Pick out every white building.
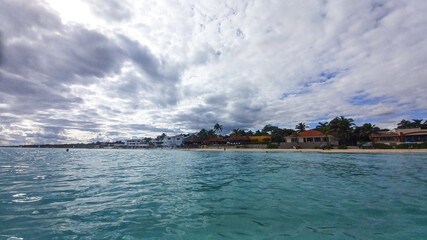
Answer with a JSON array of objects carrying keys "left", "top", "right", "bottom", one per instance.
[
  {"left": 124, "top": 139, "right": 149, "bottom": 148},
  {"left": 162, "top": 134, "right": 184, "bottom": 148}
]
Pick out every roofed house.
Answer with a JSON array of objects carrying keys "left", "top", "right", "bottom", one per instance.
[
  {"left": 183, "top": 134, "right": 202, "bottom": 148},
  {"left": 249, "top": 136, "right": 272, "bottom": 142},
  {"left": 162, "top": 134, "right": 185, "bottom": 148},
  {"left": 124, "top": 139, "right": 149, "bottom": 148},
  {"left": 369, "top": 132, "right": 400, "bottom": 145},
  {"left": 204, "top": 138, "right": 227, "bottom": 145},
  {"left": 227, "top": 136, "right": 250, "bottom": 145},
  {"left": 283, "top": 129, "right": 338, "bottom": 148},
  {"left": 370, "top": 128, "right": 427, "bottom": 145}
]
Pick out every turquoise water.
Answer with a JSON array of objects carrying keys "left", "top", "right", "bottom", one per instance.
[{"left": 0, "top": 148, "right": 426, "bottom": 239}]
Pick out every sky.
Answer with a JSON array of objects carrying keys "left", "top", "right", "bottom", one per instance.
[{"left": 0, "top": 0, "right": 426, "bottom": 145}]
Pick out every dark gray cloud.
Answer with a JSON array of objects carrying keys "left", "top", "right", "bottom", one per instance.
[
  {"left": 0, "top": 0, "right": 62, "bottom": 38},
  {"left": 0, "top": 0, "right": 126, "bottom": 123}
]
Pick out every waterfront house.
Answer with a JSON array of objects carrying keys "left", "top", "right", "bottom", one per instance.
[
  {"left": 227, "top": 136, "right": 250, "bottom": 145},
  {"left": 183, "top": 134, "right": 202, "bottom": 148},
  {"left": 124, "top": 139, "right": 149, "bottom": 148},
  {"left": 283, "top": 129, "right": 338, "bottom": 148},
  {"left": 204, "top": 138, "right": 227, "bottom": 145},
  {"left": 249, "top": 136, "right": 272, "bottom": 142},
  {"left": 162, "top": 134, "right": 185, "bottom": 148},
  {"left": 370, "top": 128, "right": 427, "bottom": 145}
]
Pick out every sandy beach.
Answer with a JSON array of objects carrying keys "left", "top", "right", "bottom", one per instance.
[{"left": 186, "top": 148, "right": 427, "bottom": 154}]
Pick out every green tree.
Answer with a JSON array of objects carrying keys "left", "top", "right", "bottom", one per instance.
[
  {"left": 412, "top": 119, "right": 424, "bottom": 129},
  {"left": 328, "top": 116, "right": 355, "bottom": 145},
  {"left": 261, "top": 124, "right": 275, "bottom": 135},
  {"left": 199, "top": 128, "right": 217, "bottom": 141},
  {"left": 295, "top": 122, "right": 308, "bottom": 132},
  {"left": 197, "top": 129, "right": 208, "bottom": 141},
  {"left": 158, "top": 133, "right": 166, "bottom": 140},
  {"left": 354, "top": 123, "right": 380, "bottom": 142},
  {"left": 397, "top": 119, "right": 426, "bottom": 129},
  {"left": 315, "top": 122, "right": 328, "bottom": 131},
  {"left": 318, "top": 124, "right": 332, "bottom": 144},
  {"left": 213, "top": 123, "right": 223, "bottom": 136},
  {"left": 271, "top": 128, "right": 286, "bottom": 142},
  {"left": 230, "top": 128, "right": 246, "bottom": 137},
  {"left": 254, "top": 130, "right": 263, "bottom": 136}
]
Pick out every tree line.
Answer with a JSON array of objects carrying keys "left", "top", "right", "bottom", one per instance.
[{"left": 194, "top": 117, "right": 426, "bottom": 146}]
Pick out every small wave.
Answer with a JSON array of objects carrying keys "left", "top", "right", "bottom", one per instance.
[
  {"left": 12, "top": 193, "right": 42, "bottom": 203},
  {"left": 12, "top": 196, "right": 42, "bottom": 203},
  {"left": 33, "top": 175, "right": 46, "bottom": 180},
  {"left": 12, "top": 193, "right": 26, "bottom": 198},
  {"left": 7, "top": 237, "right": 24, "bottom": 240}
]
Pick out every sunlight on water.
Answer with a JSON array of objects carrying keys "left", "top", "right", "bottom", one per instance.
[{"left": 0, "top": 148, "right": 426, "bottom": 239}]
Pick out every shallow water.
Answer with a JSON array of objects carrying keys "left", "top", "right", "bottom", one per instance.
[{"left": 0, "top": 148, "right": 426, "bottom": 239}]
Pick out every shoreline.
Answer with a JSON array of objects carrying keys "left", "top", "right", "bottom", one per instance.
[
  {"left": 3, "top": 146, "right": 426, "bottom": 154},
  {"left": 185, "top": 148, "right": 427, "bottom": 154}
]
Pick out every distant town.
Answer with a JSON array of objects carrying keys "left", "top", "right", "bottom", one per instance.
[{"left": 5, "top": 117, "right": 427, "bottom": 150}]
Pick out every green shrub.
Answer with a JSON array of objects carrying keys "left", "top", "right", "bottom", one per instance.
[
  {"left": 321, "top": 144, "right": 332, "bottom": 150},
  {"left": 373, "top": 143, "right": 394, "bottom": 149},
  {"left": 338, "top": 145, "right": 348, "bottom": 149},
  {"left": 396, "top": 143, "right": 418, "bottom": 149},
  {"left": 395, "top": 144, "right": 409, "bottom": 149},
  {"left": 267, "top": 143, "right": 278, "bottom": 149},
  {"left": 419, "top": 142, "right": 427, "bottom": 149}
]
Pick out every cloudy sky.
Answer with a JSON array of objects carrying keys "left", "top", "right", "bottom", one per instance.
[{"left": 0, "top": 0, "right": 426, "bottom": 145}]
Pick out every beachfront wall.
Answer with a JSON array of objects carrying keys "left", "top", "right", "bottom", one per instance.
[{"left": 282, "top": 130, "right": 338, "bottom": 149}]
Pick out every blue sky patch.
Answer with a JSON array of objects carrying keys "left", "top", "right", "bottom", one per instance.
[{"left": 349, "top": 94, "right": 383, "bottom": 105}]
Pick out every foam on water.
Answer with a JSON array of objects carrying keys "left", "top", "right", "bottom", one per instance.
[{"left": 0, "top": 148, "right": 426, "bottom": 239}]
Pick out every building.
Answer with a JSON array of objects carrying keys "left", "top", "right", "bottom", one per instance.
[
  {"left": 370, "top": 128, "right": 427, "bottom": 145},
  {"left": 283, "top": 129, "right": 338, "bottom": 148},
  {"left": 183, "top": 134, "right": 202, "bottom": 148},
  {"left": 249, "top": 136, "right": 272, "bottom": 142},
  {"left": 227, "top": 136, "right": 250, "bottom": 145},
  {"left": 124, "top": 139, "right": 149, "bottom": 148},
  {"left": 162, "top": 134, "right": 185, "bottom": 148},
  {"left": 369, "top": 132, "right": 400, "bottom": 145},
  {"left": 204, "top": 138, "right": 227, "bottom": 145}
]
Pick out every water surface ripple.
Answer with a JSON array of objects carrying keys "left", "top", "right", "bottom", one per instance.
[{"left": 0, "top": 148, "right": 426, "bottom": 239}]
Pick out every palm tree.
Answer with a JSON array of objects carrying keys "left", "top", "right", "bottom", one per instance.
[
  {"left": 230, "top": 128, "right": 245, "bottom": 137},
  {"left": 295, "top": 122, "right": 308, "bottom": 132},
  {"left": 315, "top": 122, "right": 328, "bottom": 130},
  {"left": 318, "top": 124, "right": 331, "bottom": 145},
  {"left": 397, "top": 119, "right": 411, "bottom": 129},
  {"left": 328, "top": 116, "right": 354, "bottom": 145},
  {"left": 213, "top": 123, "right": 223, "bottom": 137}
]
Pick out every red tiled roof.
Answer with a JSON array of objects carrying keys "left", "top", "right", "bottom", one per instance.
[{"left": 285, "top": 129, "right": 328, "bottom": 138}]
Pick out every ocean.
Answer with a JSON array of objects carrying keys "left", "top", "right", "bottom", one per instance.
[{"left": 0, "top": 148, "right": 426, "bottom": 239}]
